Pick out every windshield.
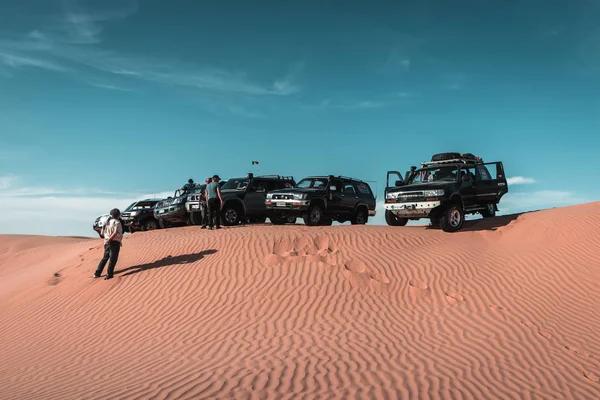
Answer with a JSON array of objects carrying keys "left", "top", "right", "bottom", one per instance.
[
  {"left": 221, "top": 178, "right": 249, "bottom": 190},
  {"left": 406, "top": 166, "right": 460, "bottom": 184},
  {"left": 297, "top": 178, "right": 328, "bottom": 189},
  {"left": 129, "top": 201, "right": 156, "bottom": 210}
]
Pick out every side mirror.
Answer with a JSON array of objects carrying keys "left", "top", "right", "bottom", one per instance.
[
  {"left": 329, "top": 185, "right": 337, "bottom": 192},
  {"left": 394, "top": 180, "right": 404, "bottom": 187}
]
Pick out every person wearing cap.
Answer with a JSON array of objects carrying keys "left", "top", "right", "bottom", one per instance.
[
  {"left": 200, "top": 177, "right": 212, "bottom": 229},
  {"left": 93, "top": 208, "right": 124, "bottom": 280},
  {"left": 206, "top": 175, "right": 223, "bottom": 230}
]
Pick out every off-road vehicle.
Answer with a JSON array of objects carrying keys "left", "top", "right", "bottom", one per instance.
[
  {"left": 220, "top": 174, "right": 296, "bottom": 226},
  {"left": 121, "top": 198, "right": 163, "bottom": 232},
  {"left": 384, "top": 152, "right": 508, "bottom": 232},
  {"left": 266, "top": 175, "right": 377, "bottom": 226},
  {"left": 153, "top": 189, "right": 192, "bottom": 228},
  {"left": 185, "top": 180, "right": 227, "bottom": 225}
]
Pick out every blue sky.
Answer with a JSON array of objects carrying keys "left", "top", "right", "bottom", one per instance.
[{"left": 1, "top": 0, "right": 599, "bottom": 236}]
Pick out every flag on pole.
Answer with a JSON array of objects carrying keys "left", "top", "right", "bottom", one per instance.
[{"left": 251, "top": 161, "right": 259, "bottom": 165}]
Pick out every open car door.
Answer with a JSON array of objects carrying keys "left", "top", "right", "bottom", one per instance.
[{"left": 386, "top": 171, "right": 404, "bottom": 190}]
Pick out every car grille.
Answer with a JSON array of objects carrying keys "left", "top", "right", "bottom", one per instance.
[
  {"left": 271, "top": 194, "right": 294, "bottom": 200},
  {"left": 188, "top": 195, "right": 199, "bottom": 201},
  {"left": 397, "top": 191, "right": 425, "bottom": 202}
]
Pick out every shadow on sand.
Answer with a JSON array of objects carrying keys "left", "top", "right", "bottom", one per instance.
[
  {"left": 116, "top": 249, "right": 218, "bottom": 277},
  {"left": 426, "top": 212, "right": 528, "bottom": 232}
]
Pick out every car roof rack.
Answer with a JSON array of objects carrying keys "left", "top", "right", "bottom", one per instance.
[
  {"left": 420, "top": 158, "right": 484, "bottom": 167},
  {"left": 256, "top": 174, "right": 295, "bottom": 180}
]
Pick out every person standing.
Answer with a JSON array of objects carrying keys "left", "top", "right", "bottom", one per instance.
[
  {"left": 94, "top": 208, "right": 124, "bottom": 280},
  {"left": 206, "top": 175, "right": 223, "bottom": 230},
  {"left": 200, "top": 177, "right": 212, "bottom": 229}
]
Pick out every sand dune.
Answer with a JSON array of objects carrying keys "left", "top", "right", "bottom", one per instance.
[{"left": 1, "top": 202, "right": 600, "bottom": 399}]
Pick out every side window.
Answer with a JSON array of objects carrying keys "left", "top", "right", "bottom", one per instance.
[
  {"left": 461, "top": 167, "right": 476, "bottom": 182},
  {"left": 251, "top": 180, "right": 266, "bottom": 192},
  {"left": 475, "top": 165, "right": 497, "bottom": 181},
  {"left": 330, "top": 180, "right": 342, "bottom": 191},
  {"left": 343, "top": 184, "right": 355, "bottom": 195}
]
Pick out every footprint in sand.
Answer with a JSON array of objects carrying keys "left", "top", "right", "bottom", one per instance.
[
  {"left": 409, "top": 279, "right": 430, "bottom": 300},
  {"left": 344, "top": 259, "right": 367, "bottom": 274},
  {"left": 538, "top": 328, "right": 552, "bottom": 340},
  {"left": 445, "top": 291, "right": 465, "bottom": 304},
  {"left": 47, "top": 272, "right": 61, "bottom": 286},
  {"left": 566, "top": 346, "right": 594, "bottom": 359},
  {"left": 583, "top": 371, "right": 599, "bottom": 382}
]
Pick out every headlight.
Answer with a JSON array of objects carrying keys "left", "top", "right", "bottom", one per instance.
[
  {"left": 386, "top": 192, "right": 398, "bottom": 199},
  {"left": 293, "top": 193, "right": 306, "bottom": 200},
  {"left": 130, "top": 211, "right": 139, "bottom": 216},
  {"left": 266, "top": 193, "right": 273, "bottom": 199},
  {"left": 174, "top": 198, "right": 184, "bottom": 204},
  {"left": 423, "top": 189, "right": 444, "bottom": 197}
]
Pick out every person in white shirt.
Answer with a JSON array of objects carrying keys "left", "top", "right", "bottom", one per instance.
[{"left": 93, "top": 208, "right": 124, "bottom": 280}]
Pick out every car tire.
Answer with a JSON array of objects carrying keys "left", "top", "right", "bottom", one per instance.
[
  {"left": 439, "top": 203, "right": 465, "bottom": 232},
  {"left": 158, "top": 219, "right": 166, "bottom": 229},
  {"left": 304, "top": 204, "right": 324, "bottom": 226},
  {"left": 143, "top": 219, "right": 159, "bottom": 231},
  {"left": 222, "top": 204, "right": 242, "bottom": 226},
  {"left": 481, "top": 203, "right": 496, "bottom": 218},
  {"left": 385, "top": 210, "right": 408, "bottom": 226},
  {"left": 351, "top": 207, "right": 368, "bottom": 225},
  {"left": 431, "top": 152, "right": 462, "bottom": 161}
]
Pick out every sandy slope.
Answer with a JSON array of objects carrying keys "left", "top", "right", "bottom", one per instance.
[{"left": 1, "top": 202, "right": 599, "bottom": 399}]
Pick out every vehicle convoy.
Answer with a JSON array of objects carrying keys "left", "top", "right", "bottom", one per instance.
[
  {"left": 154, "top": 189, "right": 193, "bottom": 228},
  {"left": 220, "top": 173, "right": 296, "bottom": 226},
  {"left": 121, "top": 199, "right": 163, "bottom": 232},
  {"left": 185, "top": 180, "right": 227, "bottom": 225},
  {"left": 265, "top": 175, "right": 377, "bottom": 226},
  {"left": 384, "top": 152, "right": 508, "bottom": 232}
]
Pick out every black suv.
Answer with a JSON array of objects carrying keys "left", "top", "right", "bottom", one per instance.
[
  {"left": 220, "top": 173, "right": 296, "bottom": 226},
  {"left": 266, "top": 175, "right": 377, "bottom": 226},
  {"left": 153, "top": 189, "right": 192, "bottom": 228},
  {"left": 384, "top": 152, "right": 508, "bottom": 232},
  {"left": 121, "top": 199, "right": 162, "bottom": 232}
]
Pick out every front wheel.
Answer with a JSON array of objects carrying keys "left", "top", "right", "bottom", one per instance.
[
  {"left": 303, "top": 204, "right": 324, "bottom": 226},
  {"left": 439, "top": 203, "right": 465, "bottom": 232},
  {"left": 144, "top": 219, "right": 159, "bottom": 231},
  {"left": 385, "top": 210, "right": 408, "bottom": 226},
  {"left": 222, "top": 205, "right": 242, "bottom": 226},
  {"left": 481, "top": 203, "right": 496, "bottom": 218},
  {"left": 158, "top": 219, "right": 166, "bottom": 229}
]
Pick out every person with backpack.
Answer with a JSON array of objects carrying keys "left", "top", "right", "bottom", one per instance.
[{"left": 93, "top": 208, "right": 124, "bottom": 280}]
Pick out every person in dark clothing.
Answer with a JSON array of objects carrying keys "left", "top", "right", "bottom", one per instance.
[
  {"left": 180, "top": 178, "right": 198, "bottom": 194},
  {"left": 200, "top": 177, "right": 212, "bottom": 229},
  {"left": 206, "top": 175, "right": 223, "bottom": 230},
  {"left": 93, "top": 208, "right": 124, "bottom": 280}
]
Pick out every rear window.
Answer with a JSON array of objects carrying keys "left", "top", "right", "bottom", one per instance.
[{"left": 356, "top": 182, "right": 372, "bottom": 195}]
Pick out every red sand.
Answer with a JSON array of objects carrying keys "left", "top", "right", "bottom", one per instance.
[{"left": 1, "top": 202, "right": 599, "bottom": 399}]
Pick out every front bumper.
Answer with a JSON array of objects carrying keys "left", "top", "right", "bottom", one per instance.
[
  {"left": 185, "top": 201, "right": 205, "bottom": 213},
  {"left": 266, "top": 199, "right": 310, "bottom": 215},
  {"left": 384, "top": 201, "right": 441, "bottom": 218},
  {"left": 154, "top": 205, "right": 187, "bottom": 221}
]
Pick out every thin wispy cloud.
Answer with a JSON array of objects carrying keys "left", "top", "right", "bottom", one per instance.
[
  {"left": 88, "top": 82, "right": 134, "bottom": 92},
  {"left": 507, "top": 176, "right": 536, "bottom": 185},
  {"left": 0, "top": 0, "right": 301, "bottom": 116},
  {"left": 0, "top": 52, "right": 66, "bottom": 72},
  {"left": 0, "top": 176, "right": 14, "bottom": 190}
]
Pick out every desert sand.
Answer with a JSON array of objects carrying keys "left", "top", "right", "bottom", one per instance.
[{"left": 1, "top": 202, "right": 599, "bottom": 399}]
